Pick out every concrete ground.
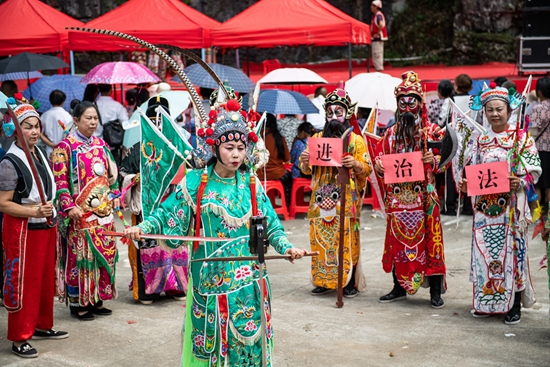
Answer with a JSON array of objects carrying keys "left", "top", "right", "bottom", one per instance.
[{"left": 1, "top": 208, "right": 550, "bottom": 366}]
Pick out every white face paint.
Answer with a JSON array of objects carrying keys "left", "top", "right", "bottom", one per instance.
[{"left": 326, "top": 105, "right": 346, "bottom": 123}]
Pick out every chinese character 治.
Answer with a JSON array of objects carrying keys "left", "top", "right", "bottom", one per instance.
[{"left": 394, "top": 158, "right": 413, "bottom": 178}]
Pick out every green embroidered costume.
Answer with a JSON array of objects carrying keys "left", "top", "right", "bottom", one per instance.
[{"left": 138, "top": 166, "right": 293, "bottom": 367}]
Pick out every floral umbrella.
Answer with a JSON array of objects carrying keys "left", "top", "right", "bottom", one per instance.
[{"left": 81, "top": 62, "right": 160, "bottom": 84}]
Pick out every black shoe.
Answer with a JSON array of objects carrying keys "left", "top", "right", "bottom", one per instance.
[
  {"left": 343, "top": 288, "right": 358, "bottom": 298},
  {"left": 87, "top": 304, "right": 112, "bottom": 316},
  {"left": 430, "top": 296, "right": 445, "bottom": 309},
  {"left": 311, "top": 286, "right": 333, "bottom": 295},
  {"left": 379, "top": 290, "right": 406, "bottom": 303},
  {"left": 12, "top": 342, "right": 38, "bottom": 358},
  {"left": 504, "top": 309, "right": 521, "bottom": 325},
  {"left": 70, "top": 310, "right": 95, "bottom": 321},
  {"left": 32, "top": 328, "right": 69, "bottom": 340}
]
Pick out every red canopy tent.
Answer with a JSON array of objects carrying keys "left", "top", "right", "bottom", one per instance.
[
  {"left": 211, "top": 0, "right": 371, "bottom": 48},
  {"left": 0, "top": 0, "right": 83, "bottom": 56},
  {"left": 68, "top": 0, "right": 221, "bottom": 51}
]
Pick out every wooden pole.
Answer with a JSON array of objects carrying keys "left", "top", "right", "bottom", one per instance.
[{"left": 335, "top": 136, "right": 350, "bottom": 308}]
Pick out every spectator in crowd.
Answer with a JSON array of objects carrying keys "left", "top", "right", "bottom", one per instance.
[
  {"left": 306, "top": 86, "right": 327, "bottom": 131},
  {"left": 530, "top": 77, "right": 550, "bottom": 206},
  {"left": 0, "top": 80, "right": 18, "bottom": 149},
  {"left": 290, "top": 122, "right": 314, "bottom": 179},
  {"left": 525, "top": 90, "right": 539, "bottom": 117},
  {"left": 494, "top": 76, "right": 508, "bottom": 87},
  {"left": 278, "top": 114, "right": 303, "bottom": 149},
  {"left": 40, "top": 90, "right": 74, "bottom": 157},
  {"left": 370, "top": 0, "right": 387, "bottom": 71},
  {"left": 95, "top": 84, "right": 128, "bottom": 138},
  {"left": 428, "top": 79, "right": 454, "bottom": 127},
  {"left": 82, "top": 84, "right": 99, "bottom": 103},
  {"left": 258, "top": 113, "right": 292, "bottom": 207},
  {"left": 1, "top": 80, "right": 18, "bottom": 98},
  {"left": 453, "top": 74, "right": 473, "bottom": 114}
]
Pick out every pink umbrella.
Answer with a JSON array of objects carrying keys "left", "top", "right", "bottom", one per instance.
[{"left": 81, "top": 61, "right": 160, "bottom": 84}]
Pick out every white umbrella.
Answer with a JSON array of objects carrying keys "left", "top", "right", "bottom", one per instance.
[
  {"left": 258, "top": 68, "right": 328, "bottom": 84},
  {"left": 345, "top": 72, "right": 402, "bottom": 111}
]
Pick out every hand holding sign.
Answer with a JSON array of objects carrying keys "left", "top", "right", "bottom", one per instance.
[
  {"left": 309, "top": 138, "right": 343, "bottom": 167},
  {"left": 464, "top": 161, "right": 510, "bottom": 196},
  {"left": 381, "top": 152, "right": 425, "bottom": 184}
]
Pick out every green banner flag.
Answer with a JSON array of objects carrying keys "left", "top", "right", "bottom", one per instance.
[{"left": 139, "top": 111, "right": 185, "bottom": 217}]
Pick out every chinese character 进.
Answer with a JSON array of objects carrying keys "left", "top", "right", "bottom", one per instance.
[{"left": 316, "top": 143, "right": 333, "bottom": 162}]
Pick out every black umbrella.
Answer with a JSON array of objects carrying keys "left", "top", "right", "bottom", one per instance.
[{"left": 0, "top": 52, "right": 69, "bottom": 98}]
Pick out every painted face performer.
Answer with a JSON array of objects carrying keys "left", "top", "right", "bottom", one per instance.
[
  {"left": 52, "top": 100, "right": 120, "bottom": 320},
  {"left": 124, "top": 98, "right": 307, "bottom": 367},
  {"left": 0, "top": 101, "right": 68, "bottom": 358},
  {"left": 459, "top": 86, "right": 541, "bottom": 324},
  {"left": 374, "top": 71, "right": 448, "bottom": 308},
  {"left": 299, "top": 84, "right": 372, "bottom": 298}
]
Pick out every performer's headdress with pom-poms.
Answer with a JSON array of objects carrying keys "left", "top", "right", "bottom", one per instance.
[
  {"left": 3, "top": 93, "right": 42, "bottom": 137},
  {"left": 194, "top": 98, "right": 260, "bottom": 162},
  {"left": 469, "top": 83, "right": 524, "bottom": 111}
]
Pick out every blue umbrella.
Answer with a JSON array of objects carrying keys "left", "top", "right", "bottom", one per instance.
[
  {"left": 171, "top": 63, "right": 255, "bottom": 93},
  {"left": 257, "top": 89, "right": 319, "bottom": 115},
  {"left": 22, "top": 75, "right": 86, "bottom": 113},
  {"left": 0, "top": 71, "right": 43, "bottom": 82}
]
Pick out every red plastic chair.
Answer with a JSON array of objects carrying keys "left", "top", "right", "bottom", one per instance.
[
  {"left": 264, "top": 180, "right": 289, "bottom": 220},
  {"left": 289, "top": 178, "right": 312, "bottom": 219},
  {"left": 363, "top": 177, "right": 381, "bottom": 210}
]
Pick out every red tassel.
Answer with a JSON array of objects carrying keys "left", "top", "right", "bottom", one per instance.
[
  {"left": 194, "top": 172, "right": 209, "bottom": 252},
  {"left": 250, "top": 175, "right": 257, "bottom": 216}
]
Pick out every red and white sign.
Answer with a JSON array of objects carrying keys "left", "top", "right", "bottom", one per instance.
[
  {"left": 309, "top": 138, "right": 343, "bottom": 167},
  {"left": 465, "top": 161, "right": 510, "bottom": 196},
  {"left": 381, "top": 152, "right": 425, "bottom": 184}
]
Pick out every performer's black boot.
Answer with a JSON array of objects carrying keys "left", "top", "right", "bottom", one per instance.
[
  {"left": 343, "top": 266, "right": 358, "bottom": 298},
  {"left": 429, "top": 275, "right": 444, "bottom": 309},
  {"left": 505, "top": 292, "right": 522, "bottom": 325},
  {"left": 379, "top": 268, "right": 407, "bottom": 303}
]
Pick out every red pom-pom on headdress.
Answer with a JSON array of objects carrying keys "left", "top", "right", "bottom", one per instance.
[
  {"left": 197, "top": 128, "right": 205, "bottom": 138},
  {"left": 489, "top": 81, "right": 497, "bottom": 89},
  {"left": 14, "top": 92, "right": 23, "bottom": 100},
  {"left": 248, "top": 132, "right": 259, "bottom": 143},
  {"left": 206, "top": 138, "right": 215, "bottom": 146},
  {"left": 208, "top": 110, "right": 217, "bottom": 119},
  {"left": 240, "top": 110, "right": 248, "bottom": 119},
  {"left": 205, "top": 128, "right": 214, "bottom": 136},
  {"left": 226, "top": 99, "right": 241, "bottom": 112}
]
